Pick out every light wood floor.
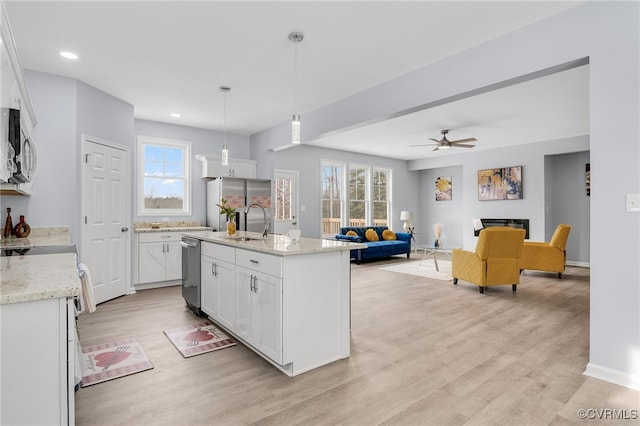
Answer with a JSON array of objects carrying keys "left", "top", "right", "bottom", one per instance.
[{"left": 76, "top": 256, "right": 639, "bottom": 426}]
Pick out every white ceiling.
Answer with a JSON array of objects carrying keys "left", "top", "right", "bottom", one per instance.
[{"left": 5, "top": 1, "right": 589, "bottom": 160}]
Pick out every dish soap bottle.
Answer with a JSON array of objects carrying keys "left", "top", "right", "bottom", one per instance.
[{"left": 4, "top": 208, "right": 14, "bottom": 238}]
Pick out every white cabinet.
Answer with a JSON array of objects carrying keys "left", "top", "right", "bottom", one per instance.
[
  {"left": 137, "top": 232, "right": 182, "bottom": 284},
  {"left": 0, "top": 2, "right": 38, "bottom": 194},
  {"left": 0, "top": 297, "right": 75, "bottom": 425},
  {"left": 235, "top": 265, "right": 282, "bottom": 364},
  {"left": 195, "top": 154, "right": 257, "bottom": 179},
  {"left": 201, "top": 242, "right": 236, "bottom": 330}
]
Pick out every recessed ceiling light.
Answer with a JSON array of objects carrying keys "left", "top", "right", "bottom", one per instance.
[
  {"left": 170, "top": 113, "right": 181, "bottom": 118},
  {"left": 59, "top": 51, "right": 78, "bottom": 60}
]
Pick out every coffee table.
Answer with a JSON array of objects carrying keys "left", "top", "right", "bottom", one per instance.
[{"left": 415, "top": 245, "right": 451, "bottom": 271}]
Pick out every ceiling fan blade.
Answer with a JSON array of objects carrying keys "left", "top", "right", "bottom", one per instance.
[
  {"left": 428, "top": 138, "right": 441, "bottom": 143},
  {"left": 449, "top": 137, "right": 477, "bottom": 144},
  {"left": 409, "top": 143, "right": 437, "bottom": 147},
  {"left": 433, "top": 147, "right": 440, "bottom": 151},
  {"left": 450, "top": 143, "right": 475, "bottom": 148}
]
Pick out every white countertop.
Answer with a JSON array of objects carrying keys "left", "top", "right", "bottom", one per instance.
[
  {"left": 1, "top": 252, "right": 81, "bottom": 304},
  {"left": 182, "top": 230, "right": 367, "bottom": 256}
]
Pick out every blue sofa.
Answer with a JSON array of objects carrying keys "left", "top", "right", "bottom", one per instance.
[{"left": 335, "top": 226, "right": 412, "bottom": 263}]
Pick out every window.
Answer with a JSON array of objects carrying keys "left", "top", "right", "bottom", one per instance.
[
  {"left": 321, "top": 161, "right": 346, "bottom": 236},
  {"left": 138, "top": 136, "right": 191, "bottom": 215},
  {"left": 321, "top": 160, "right": 392, "bottom": 236},
  {"left": 373, "top": 168, "right": 391, "bottom": 227},
  {"left": 275, "top": 177, "right": 293, "bottom": 221},
  {"left": 349, "top": 165, "right": 368, "bottom": 227}
]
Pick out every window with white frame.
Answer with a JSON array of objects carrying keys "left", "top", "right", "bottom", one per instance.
[
  {"left": 348, "top": 165, "right": 369, "bottom": 227},
  {"left": 321, "top": 160, "right": 346, "bottom": 236},
  {"left": 138, "top": 136, "right": 191, "bottom": 216},
  {"left": 321, "top": 160, "right": 392, "bottom": 236},
  {"left": 372, "top": 168, "right": 391, "bottom": 227}
]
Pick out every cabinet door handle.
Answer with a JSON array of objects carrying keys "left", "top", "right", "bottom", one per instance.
[
  {"left": 162, "top": 243, "right": 166, "bottom": 253},
  {"left": 212, "top": 262, "right": 216, "bottom": 277},
  {"left": 253, "top": 276, "right": 258, "bottom": 293},
  {"left": 250, "top": 259, "right": 259, "bottom": 264},
  {"left": 166, "top": 243, "right": 169, "bottom": 253}
]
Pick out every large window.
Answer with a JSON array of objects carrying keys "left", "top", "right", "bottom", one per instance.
[
  {"left": 349, "top": 165, "right": 368, "bottom": 227},
  {"left": 321, "top": 161, "right": 346, "bottom": 236},
  {"left": 373, "top": 168, "right": 391, "bottom": 226},
  {"left": 321, "top": 160, "right": 392, "bottom": 236},
  {"left": 138, "top": 136, "right": 191, "bottom": 216}
]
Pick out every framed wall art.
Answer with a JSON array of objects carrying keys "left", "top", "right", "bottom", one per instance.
[
  {"left": 477, "top": 166, "right": 523, "bottom": 201},
  {"left": 435, "top": 176, "right": 452, "bottom": 201}
]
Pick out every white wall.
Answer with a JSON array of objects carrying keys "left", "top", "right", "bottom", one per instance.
[{"left": 250, "top": 3, "right": 640, "bottom": 389}]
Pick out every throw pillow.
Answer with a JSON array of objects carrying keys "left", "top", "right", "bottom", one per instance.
[
  {"left": 346, "top": 230, "right": 358, "bottom": 237},
  {"left": 365, "top": 228, "right": 379, "bottom": 242},
  {"left": 382, "top": 229, "right": 397, "bottom": 240}
]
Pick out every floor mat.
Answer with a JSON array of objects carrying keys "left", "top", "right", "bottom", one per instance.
[
  {"left": 163, "top": 321, "right": 236, "bottom": 358},
  {"left": 80, "top": 337, "right": 153, "bottom": 387}
]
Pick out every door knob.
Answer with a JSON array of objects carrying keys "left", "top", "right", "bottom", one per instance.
[{"left": 121, "top": 227, "right": 129, "bottom": 232}]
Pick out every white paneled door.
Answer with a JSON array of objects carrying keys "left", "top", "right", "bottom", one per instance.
[{"left": 81, "top": 137, "right": 130, "bottom": 304}]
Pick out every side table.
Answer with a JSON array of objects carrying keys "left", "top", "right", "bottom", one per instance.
[{"left": 415, "top": 246, "right": 451, "bottom": 271}]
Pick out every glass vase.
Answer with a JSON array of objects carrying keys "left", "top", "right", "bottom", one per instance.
[{"left": 226, "top": 216, "right": 236, "bottom": 236}]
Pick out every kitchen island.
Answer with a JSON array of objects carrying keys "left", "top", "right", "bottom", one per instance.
[{"left": 182, "top": 230, "right": 366, "bottom": 377}]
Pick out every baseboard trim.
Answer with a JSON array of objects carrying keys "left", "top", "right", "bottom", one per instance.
[
  {"left": 567, "top": 260, "right": 590, "bottom": 267},
  {"left": 584, "top": 362, "right": 640, "bottom": 391},
  {"left": 134, "top": 280, "right": 181, "bottom": 291}
]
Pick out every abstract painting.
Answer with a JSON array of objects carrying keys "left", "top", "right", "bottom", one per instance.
[
  {"left": 435, "top": 176, "right": 452, "bottom": 201},
  {"left": 477, "top": 166, "right": 523, "bottom": 200}
]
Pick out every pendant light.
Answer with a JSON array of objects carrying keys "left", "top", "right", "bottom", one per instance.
[
  {"left": 220, "top": 86, "right": 230, "bottom": 165},
  {"left": 289, "top": 31, "right": 304, "bottom": 144}
]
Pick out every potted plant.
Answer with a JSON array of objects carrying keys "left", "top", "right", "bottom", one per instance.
[{"left": 216, "top": 198, "right": 237, "bottom": 235}]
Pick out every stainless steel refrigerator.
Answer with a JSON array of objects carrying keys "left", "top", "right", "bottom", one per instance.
[{"left": 206, "top": 178, "right": 272, "bottom": 233}]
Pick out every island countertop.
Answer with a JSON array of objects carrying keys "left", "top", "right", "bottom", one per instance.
[
  {"left": 182, "top": 230, "right": 366, "bottom": 256},
  {"left": 1, "top": 252, "right": 81, "bottom": 304}
]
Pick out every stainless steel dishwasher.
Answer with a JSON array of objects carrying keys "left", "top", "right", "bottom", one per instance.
[{"left": 180, "top": 236, "right": 201, "bottom": 316}]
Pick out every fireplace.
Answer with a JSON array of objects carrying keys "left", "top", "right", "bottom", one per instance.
[{"left": 474, "top": 218, "right": 529, "bottom": 239}]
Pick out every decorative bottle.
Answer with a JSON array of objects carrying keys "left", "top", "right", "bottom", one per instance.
[
  {"left": 4, "top": 208, "right": 13, "bottom": 238},
  {"left": 14, "top": 215, "right": 31, "bottom": 238}
]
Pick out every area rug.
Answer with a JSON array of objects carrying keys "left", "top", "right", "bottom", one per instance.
[
  {"left": 163, "top": 321, "right": 236, "bottom": 358},
  {"left": 80, "top": 337, "right": 153, "bottom": 387},
  {"left": 379, "top": 259, "right": 453, "bottom": 281}
]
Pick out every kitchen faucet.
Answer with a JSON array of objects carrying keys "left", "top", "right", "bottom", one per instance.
[{"left": 243, "top": 202, "right": 269, "bottom": 238}]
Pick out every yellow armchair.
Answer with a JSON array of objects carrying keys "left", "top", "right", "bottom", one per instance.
[
  {"left": 520, "top": 224, "right": 571, "bottom": 278},
  {"left": 452, "top": 227, "right": 526, "bottom": 294}
]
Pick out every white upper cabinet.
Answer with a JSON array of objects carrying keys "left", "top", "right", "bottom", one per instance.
[
  {"left": 195, "top": 154, "right": 256, "bottom": 179},
  {"left": 0, "top": 2, "right": 37, "bottom": 195}
]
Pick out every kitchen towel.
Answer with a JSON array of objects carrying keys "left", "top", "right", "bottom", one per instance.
[{"left": 77, "top": 263, "right": 96, "bottom": 313}]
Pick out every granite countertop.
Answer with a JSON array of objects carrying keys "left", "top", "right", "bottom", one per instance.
[
  {"left": 135, "top": 226, "right": 212, "bottom": 233},
  {"left": 0, "top": 226, "right": 71, "bottom": 250},
  {"left": 1, "top": 252, "right": 81, "bottom": 304},
  {"left": 134, "top": 220, "right": 212, "bottom": 233},
  {"left": 182, "top": 230, "right": 367, "bottom": 256}
]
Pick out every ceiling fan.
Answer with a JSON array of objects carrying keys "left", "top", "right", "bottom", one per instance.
[{"left": 411, "top": 129, "right": 477, "bottom": 151}]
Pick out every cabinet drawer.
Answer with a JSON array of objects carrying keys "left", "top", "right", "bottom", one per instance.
[
  {"left": 139, "top": 232, "right": 182, "bottom": 243},
  {"left": 202, "top": 242, "right": 235, "bottom": 263},
  {"left": 236, "top": 249, "right": 282, "bottom": 278}
]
